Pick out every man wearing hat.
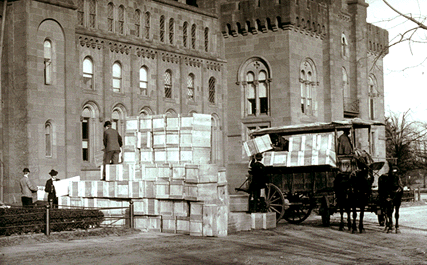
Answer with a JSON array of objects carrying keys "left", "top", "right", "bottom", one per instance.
[
  {"left": 102, "top": 120, "right": 123, "bottom": 180},
  {"left": 248, "top": 153, "right": 267, "bottom": 212},
  {"left": 45, "top": 169, "right": 59, "bottom": 208},
  {"left": 19, "top": 168, "right": 38, "bottom": 207}
]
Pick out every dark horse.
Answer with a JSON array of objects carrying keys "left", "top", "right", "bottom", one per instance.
[
  {"left": 378, "top": 165, "right": 403, "bottom": 233},
  {"left": 334, "top": 150, "right": 374, "bottom": 233}
]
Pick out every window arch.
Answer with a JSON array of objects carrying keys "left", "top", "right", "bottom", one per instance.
[
  {"left": 45, "top": 121, "right": 53, "bottom": 157},
  {"left": 368, "top": 75, "right": 378, "bottom": 120},
  {"left": 107, "top": 2, "right": 114, "bottom": 32},
  {"left": 111, "top": 105, "right": 127, "bottom": 137},
  {"left": 112, "top": 62, "right": 122, "bottom": 93},
  {"left": 89, "top": 0, "right": 96, "bottom": 28},
  {"left": 187, "top": 73, "right": 195, "bottom": 101},
  {"left": 166, "top": 109, "right": 177, "bottom": 116},
  {"left": 118, "top": 5, "right": 125, "bottom": 34},
  {"left": 134, "top": 9, "right": 141, "bottom": 37},
  {"left": 81, "top": 102, "right": 100, "bottom": 163},
  {"left": 191, "top": 24, "right": 196, "bottom": 49},
  {"left": 169, "top": 18, "right": 174, "bottom": 44},
  {"left": 44, "top": 39, "right": 52, "bottom": 85},
  {"left": 241, "top": 59, "right": 270, "bottom": 116},
  {"left": 144, "top": 12, "right": 150, "bottom": 39},
  {"left": 300, "top": 59, "right": 317, "bottom": 115},
  {"left": 139, "top": 107, "right": 153, "bottom": 117},
  {"left": 164, "top": 70, "right": 172, "bottom": 98},
  {"left": 160, "top": 15, "right": 165, "bottom": 43},
  {"left": 204, "top": 27, "right": 209, "bottom": 52},
  {"left": 83, "top": 57, "right": 94, "bottom": 90},
  {"left": 140, "top": 66, "right": 148, "bottom": 96},
  {"left": 183, "top": 22, "right": 188, "bottom": 47},
  {"left": 341, "top": 33, "right": 349, "bottom": 58},
  {"left": 208, "top": 77, "right": 216, "bottom": 104}
]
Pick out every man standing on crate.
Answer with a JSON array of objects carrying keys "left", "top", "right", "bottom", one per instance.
[
  {"left": 248, "top": 153, "right": 267, "bottom": 213},
  {"left": 20, "top": 168, "right": 38, "bottom": 207},
  {"left": 102, "top": 121, "right": 123, "bottom": 180}
]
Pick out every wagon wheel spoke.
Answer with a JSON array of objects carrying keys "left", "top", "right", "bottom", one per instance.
[{"left": 265, "top": 183, "right": 285, "bottom": 223}]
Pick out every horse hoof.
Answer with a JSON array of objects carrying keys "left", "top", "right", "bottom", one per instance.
[{"left": 395, "top": 229, "right": 401, "bottom": 234}]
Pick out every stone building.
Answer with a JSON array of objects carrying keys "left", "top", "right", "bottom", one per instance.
[{"left": 0, "top": 0, "right": 388, "bottom": 203}]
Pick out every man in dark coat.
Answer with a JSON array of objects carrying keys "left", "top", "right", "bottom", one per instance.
[
  {"left": 45, "top": 169, "right": 59, "bottom": 208},
  {"left": 20, "top": 168, "right": 38, "bottom": 207},
  {"left": 103, "top": 121, "right": 123, "bottom": 180},
  {"left": 248, "top": 153, "right": 267, "bottom": 212},
  {"left": 337, "top": 128, "right": 353, "bottom": 155}
]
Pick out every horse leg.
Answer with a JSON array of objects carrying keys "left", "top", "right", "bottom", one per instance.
[
  {"left": 339, "top": 205, "right": 344, "bottom": 231},
  {"left": 351, "top": 206, "right": 358, "bottom": 233},
  {"left": 359, "top": 205, "right": 365, "bottom": 233},
  {"left": 394, "top": 204, "right": 401, "bottom": 234}
]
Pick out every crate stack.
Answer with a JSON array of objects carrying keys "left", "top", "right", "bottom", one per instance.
[{"left": 59, "top": 113, "right": 229, "bottom": 237}]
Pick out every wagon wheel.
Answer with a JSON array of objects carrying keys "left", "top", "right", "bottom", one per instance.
[
  {"left": 282, "top": 192, "right": 313, "bottom": 224},
  {"left": 265, "top": 183, "right": 286, "bottom": 222}
]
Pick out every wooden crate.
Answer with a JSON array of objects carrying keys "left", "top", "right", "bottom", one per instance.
[
  {"left": 137, "top": 131, "right": 152, "bottom": 149},
  {"left": 125, "top": 118, "right": 139, "bottom": 133},
  {"left": 229, "top": 194, "right": 249, "bottom": 212},
  {"left": 166, "top": 132, "right": 179, "bottom": 147},
  {"left": 158, "top": 200, "right": 174, "bottom": 216},
  {"left": 170, "top": 180, "right": 184, "bottom": 199},
  {"left": 152, "top": 115, "right": 166, "bottom": 131},
  {"left": 58, "top": 196, "right": 70, "bottom": 209},
  {"left": 140, "top": 149, "right": 153, "bottom": 163},
  {"left": 70, "top": 197, "right": 83, "bottom": 208},
  {"left": 180, "top": 147, "right": 193, "bottom": 164},
  {"left": 133, "top": 199, "right": 145, "bottom": 215},
  {"left": 166, "top": 117, "right": 180, "bottom": 131},
  {"left": 69, "top": 181, "right": 80, "bottom": 197},
  {"left": 217, "top": 185, "right": 229, "bottom": 206},
  {"left": 185, "top": 164, "right": 218, "bottom": 183},
  {"left": 122, "top": 163, "right": 136, "bottom": 181},
  {"left": 173, "top": 201, "right": 189, "bottom": 217},
  {"left": 202, "top": 204, "right": 228, "bottom": 237},
  {"left": 94, "top": 181, "right": 106, "bottom": 197},
  {"left": 192, "top": 113, "right": 211, "bottom": 131},
  {"left": 157, "top": 164, "right": 172, "bottom": 180},
  {"left": 192, "top": 148, "right": 211, "bottom": 164},
  {"left": 122, "top": 151, "right": 138, "bottom": 163},
  {"left": 124, "top": 132, "right": 138, "bottom": 151},
  {"left": 184, "top": 183, "right": 218, "bottom": 202},
  {"left": 155, "top": 180, "right": 170, "bottom": 199},
  {"left": 228, "top": 212, "right": 252, "bottom": 233},
  {"left": 144, "top": 180, "right": 156, "bottom": 199},
  {"left": 144, "top": 198, "right": 160, "bottom": 215},
  {"left": 179, "top": 130, "right": 192, "bottom": 148},
  {"left": 139, "top": 117, "right": 152, "bottom": 131},
  {"left": 153, "top": 131, "right": 167, "bottom": 148},
  {"left": 190, "top": 202, "right": 204, "bottom": 221},
  {"left": 176, "top": 216, "right": 190, "bottom": 235},
  {"left": 115, "top": 181, "right": 129, "bottom": 198},
  {"left": 78, "top": 181, "right": 96, "bottom": 198},
  {"left": 190, "top": 220, "right": 203, "bottom": 236},
  {"left": 172, "top": 165, "right": 185, "bottom": 180},
  {"left": 154, "top": 148, "right": 167, "bottom": 163},
  {"left": 105, "top": 164, "right": 123, "bottom": 181},
  {"left": 102, "top": 181, "right": 116, "bottom": 198},
  {"left": 161, "top": 216, "right": 176, "bottom": 233},
  {"left": 143, "top": 165, "right": 158, "bottom": 181},
  {"left": 166, "top": 147, "right": 180, "bottom": 163},
  {"left": 134, "top": 216, "right": 161, "bottom": 232},
  {"left": 180, "top": 116, "right": 193, "bottom": 129},
  {"left": 128, "top": 181, "right": 144, "bottom": 198},
  {"left": 192, "top": 130, "right": 211, "bottom": 148},
  {"left": 263, "top": 212, "right": 276, "bottom": 229}
]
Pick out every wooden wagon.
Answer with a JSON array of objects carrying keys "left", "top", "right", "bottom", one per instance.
[{"left": 236, "top": 118, "right": 386, "bottom": 225}]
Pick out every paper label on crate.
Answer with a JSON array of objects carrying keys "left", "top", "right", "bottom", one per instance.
[{"left": 53, "top": 176, "right": 80, "bottom": 197}]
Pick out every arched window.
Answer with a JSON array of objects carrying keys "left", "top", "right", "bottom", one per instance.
[
  {"left": 191, "top": 24, "right": 196, "bottom": 49},
  {"left": 83, "top": 57, "right": 94, "bottom": 90},
  {"left": 204, "top": 27, "right": 209, "bottom": 52},
  {"left": 342, "top": 67, "right": 350, "bottom": 110},
  {"left": 368, "top": 75, "right": 377, "bottom": 120},
  {"left": 300, "top": 60, "right": 317, "bottom": 115},
  {"left": 44, "top": 39, "right": 52, "bottom": 85},
  {"left": 77, "top": 0, "right": 84, "bottom": 26},
  {"left": 81, "top": 107, "right": 91, "bottom": 162},
  {"left": 111, "top": 106, "right": 126, "bottom": 137},
  {"left": 166, "top": 109, "right": 177, "bottom": 116},
  {"left": 112, "top": 62, "right": 122, "bottom": 93},
  {"left": 139, "top": 107, "right": 153, "bottom": 117},
  {"left": 187, "top": 73, "right": 195, "bottom": 101},
  {"left": 164, "top": 70, "right": 172, "bottom": 98},
  {"left": 134, "top": 9, "right": 141, "bottom": 37},
  {"left": 145, "top": 12, "right": 150, "bottom": 39},
  {"left": 89, "top": 0, "right": 96, "bottom": 28},
  {"left": 107, "top": 2, "right": 114, "bottom": 32},
  {"left": 140, "top": 66, "right": 148, "bottom": 96},
  {"left": 183, "top": 22, "right": 188, "bottom": 47},
  {"left": 45, "top": 121, "right": 53, "bottom": 157},
  {"left": 169, "top": 18, "right": 174, "bottom": 44},
  {"left": 160, "top": 15, "right": 165, "bottom": 43},
  {"left": 341, "top": 33, "right": 348, "bottom": 58},
  {"left": 81, "top": 103, "right": 100, "bottom": 163},
  {"left": 118, "top": 5, "right": 125, "bottom": 34},
  {"left": 242, "top": 59, "right": 270, "bottom": 116},
  {"left": 209, "top": 77, "right": 216, "bottom": 104}
]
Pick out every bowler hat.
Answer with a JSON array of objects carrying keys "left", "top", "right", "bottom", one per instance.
[
  {"left": 104, "top": 121, "right": 112, "bottom": 127},
  {"left": 23, "top": 168, "right": 30, "bottom": 173},
  {"left": 49, "top": 169, "right": 58, "bottom": 176}
]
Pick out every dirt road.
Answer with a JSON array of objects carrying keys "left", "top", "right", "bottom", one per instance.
[{"left": 1, "top": 204, "right": 427, "bottom": 265}]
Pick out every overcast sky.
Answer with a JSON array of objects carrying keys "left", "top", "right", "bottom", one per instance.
[{"left": 366, "top": 0, "right": 427, "bottom": 121}]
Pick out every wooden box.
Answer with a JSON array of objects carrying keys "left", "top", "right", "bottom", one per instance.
[
  {"left": 251, "top": 213, "right": 264, "bottom": 230},
  {"left": 144, "top": 198, "right": 160, "bottom": 215},
  {"left": 140, "top": 149, "right": 153, "bottom": 163},
  {"left": 170, "top": 180, "right": 184, "bottom": 199},
  {"left": 105, "top": 164, "right": 123, "bottom": 181},
  {"left": 172, "top": 165, "right": 185, "bottom": 180},
  {"left": 176, "top": 216, "right": 190, "bottom": 235},
  {"left": 77, "top": 181, "right": 96, "bottom": 198},
  {"left": 134, "top": 216, "right": 161, "bottom": 232},
  {"left": 217, "top": 167, "right": 227, "bottom": 185},
  {"left": 143, "top": 165, "right": 158, "bottom": 181},
  {"left": 166, "top": 117, "right": 180, "bottom": 131},
  {"left": 202, "top": 204, "right": 228, "bottom": 237},
  {"left": 192, "top": 130, "right": 211, "bottom": 148},
  {"left": 173, "top": 201, "right": 189, "bottom": 217},
  {"left": 125, "top": 118, "right": 139, "bottom": 133},
  {"left": 122, "top": 151, "right": 137, "bottom": 163},
  {"left": 179, "top": 130, "right": 192, "bottom": 148},
  {"left": 228, "top": 212, "right": 252, "bottom": 233},
  {"left": 133, "top": 199, "right": 145, "bottom": 215},
  {"left": 154, "top": 148, "right": 167, "bottom": 163},
  {"left": 115, "top": 181, "right": 129, "bottom": 198},
  {"left": 229, "top": 194, "right": 249, "bottom": 212},
  {"left": 192, "top": 148, "right": 211, "bottom": 164},
  {"left": 58, "top": 196, "right": 70, "bottom": 209},
  {"left": 180, "top": 147, "right": 193, "bottom": 163},
  {"left": 190, "top": 202, "right": 204, "bottom": 221},
  {"left": 185, "top": 183, "right": 218, "bottom": 202},
  {"left": 158, "top": 200, "right": 174, "bottom": 216},
  {"left": 166, "top": 148, "right": 180, "bottom": 163},
  {"left": 153, "top": 131, "right": 166, "bottom": 148},
  {"left": 69, "top": 197, "right": 83, "bottom": 208},
  {"left": 155, "top": 180, "right": 170, "bottom": 199},
  {"left": 139, "top": 117, "right": 152, "bottom": 131},
  {"left": 128, "top": 181, "right": 144, "bottom": 198},
  {"left": 144, "top": 180, "right": 156, "bottom": 199},
  {"left": 124, "top": 132, "right": 138, "bottom": 151},
  {"left": 185, "top": 164, "right": 218, "bottom": 183},
  {"left": 122, "top": 163, "right": 136, "bottom": 181},
  {"left": 157, "top": 164, "right": 172, "bottom": 180},
  {"left": 137, "top": 131, "right": 152, "bottom": 149},
  {"left": 166, "top": 132, "right": 180, "bottom": 147},
  {"left": 217, "top": 185, "right": 229, "bottom": 206},
  {"left": 102, "top": 181, "right": 116, "bottom": 198},
  {"left": 152, "top": 115, "right": 166, "bottom": 131},
  {"left": 263, "top": 212, "right": 276, "bottom": 229},
  {"left": 192, "top": 113, "right": 211, "bottom": 131},
  {"left": 161, "top": 216, "right": 176, "bottom": 233},
  {"left": 190, "top": 220, "right": 203, "bottom": 236}
]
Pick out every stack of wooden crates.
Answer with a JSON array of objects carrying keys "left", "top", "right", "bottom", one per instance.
[{"left": 59, "top": 113, "right": 228, "bottom": 237}]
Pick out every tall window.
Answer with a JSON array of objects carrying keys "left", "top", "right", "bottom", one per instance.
[
  {"left": 81, "top": 108, "right": 91, "bottom": 162},
  {"left": 342, "top": 67, "right": 350, "bottom": 111},
  {"left": 77, "top": 0, "right": 84, "bottom": 26},
  {"left": 160, "top": 15, "right": 165, "bottom": 43},
  {"left": 83, "top": 57, "right": 94, "bottom": 90},
  {"left": 44, "top": 40, "right": 52, "bottom": 85},
  {"left": 300, "top": 60, "right": 316, "bottom": 115},
  {"left": 209, "top": 77, "right": 216, "bottom": 104},
  {"left": 341, "top": 33, "right": 348, "bottom": 58},
  {"left": 169, "top": 18, "right": 174, "bottom": 44},
  {"left": 111, "top": 107, "right": 125, "bottom": 137},
  {"left": 118, "top": 5, "right": 125, "bottom": 34},
  {"left": 112, "top": 62, "right": 122, "bottom": 92},
  {"left": 368, "top": 75, "right": 377, "bottom": 120},
  {"left": 145, "top": 12, "right": 150, "bottom": 39},
  {"left": 134, "top": 10, "right": 141, "bottom": 37},
  {"left": 243, "top": 60, "right": 270, "bottom": 116},
  {"left": 183, "top": 22, "right": 188, "bottom": 47},
  {"left": 164, "top": 70, "right": 172, "bottom": 98},
  {"left": 140, "top": 66, "right": 148, "bottom": 96},
  {"left": 187, "top": 74, "right": 195, "bottom": 101},
  {"left": 89, "top": 0, "right": 96, "bottom": 28},
  {"left": 191, "top": 24, "right": 196, "bottom": 49},
  {"left": 45, "top": 122, "right": 52, "bottom": 157},
  {"left": 107, "top": 2, "right": 114, "bottom": 32},
  {"left": 204, "top": 27, "right": 209, "bottom": 52}
]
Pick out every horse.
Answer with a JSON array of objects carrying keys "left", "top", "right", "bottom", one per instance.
[
  {"left": 335, "top": 149, "right": 374, "bottom": 233},
  {"left": 378, "top": 166, "right": 403, "bottom": 233}
]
